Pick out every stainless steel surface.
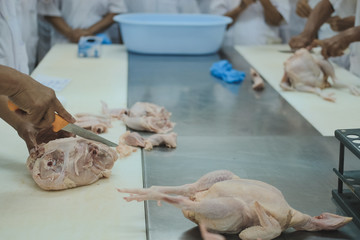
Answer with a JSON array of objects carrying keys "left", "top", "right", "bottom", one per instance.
[
  {"left": 142, "top": 137, "right": 360, "bottom": 240},
  {"left": 63, "top": 124, "right": 118, "bottom": 147},
  {"left": 127, "top": 48, "right": 360, "bottom": 239},
  {"left": 128, "top": 48, "right": 318, "bottom": 136}
]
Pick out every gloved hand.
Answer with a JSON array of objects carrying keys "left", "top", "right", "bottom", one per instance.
[
  {"left": 210, "top": 60, "right": 246, "bottom": 83},
  {"left": 1, "top": 65, "right": 75, "bottom": 129},
  {"left": 16, "top": 121, "right": 74, "bottom": 151}
]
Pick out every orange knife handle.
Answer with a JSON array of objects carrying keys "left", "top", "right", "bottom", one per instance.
[
  {"left": 52, "top": 114, "right": 69, "bottom": 132},
  {"left": 8, "top": 100, "right": 68, "bottom": 132},
  {"left": 7, "top": 100, "right": 19, "bottom": 111}
]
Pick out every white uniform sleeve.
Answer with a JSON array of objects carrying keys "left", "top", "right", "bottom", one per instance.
[
  {"left": 270, "top": 0, "right": 290, "bottom": 24},
  {"left": 209, "top": 0, "right": 231, "bottom": 16},
  {"left": 37, "top": 0, "right": 62, "bottom": 17},
  {"left": 329, "top": 0, "right": 357, "bottom": 18},
  {"left": 109, "top": 0, "right": 128, "bottom": 13},
  {"left": 178, "top": 0, "right": 200, "bottom": 13}
]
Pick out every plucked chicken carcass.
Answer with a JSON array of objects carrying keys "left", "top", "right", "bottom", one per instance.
[
  {"left": 118, "top": 170, "right": 351, "bottom": 240},
  {"left": 280, "top": 48, "right": 359, "bottom": 102},
  {"left": 27, "top": 137, "right": 118, "bottom": 190}
]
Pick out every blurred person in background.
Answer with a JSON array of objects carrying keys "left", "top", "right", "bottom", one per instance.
[
  {"left": 209, "top": 0, "right": 290, "bottom": 46},
  {"left": 38, "top": 0, "right": 128, "bottom": 47},
  {"left": 124, "top": 0, "right": 200, "bottom": 13},
  {"left": 289, "top": 0, "right": 356, "bottom": 69},
  {"left": 0, "top": 0, "right": 38, "bottom": 74},
  {"left": 196, "top": 0, "right": 212, "bottom": 13}
]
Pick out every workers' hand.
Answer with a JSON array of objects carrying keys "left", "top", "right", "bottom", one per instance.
[
  {"left": 310, "top": 36, "right": 349, "bottom": 59},
  {"left": 327, "top": 16, "right": 355, "bottom": 32},
  {"left": 239, "top": 0, "right": 256, "bottom": 9},
  {"left": 289, "top": 32, "right": 314, "bottom": 49},
  {"left": 296, "top": 0, "right": 311, "bottom": 18},
  {"left": 69, "top": 28, "right": 93, "bottom": 43},
  {"left": 8, "top": 72, "right": 75, "bottom": 129},
  {"left": 16, "top": 121, "right": 74, "bottom": 151}
]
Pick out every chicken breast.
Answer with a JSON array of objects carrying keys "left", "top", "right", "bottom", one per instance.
[{"left": 27, "top": 137, "right": 118, "bottom": 190}]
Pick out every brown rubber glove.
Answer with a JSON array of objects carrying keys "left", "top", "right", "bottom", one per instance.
[
  {"left": 0, "top": 65, "right": 75, "bottom": 129},
  {"left": 16, "top": 121, "right": 74, "bottom": 151}
]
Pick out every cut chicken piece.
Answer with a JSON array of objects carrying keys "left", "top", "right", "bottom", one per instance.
[
  {"left": 122, "top": 115, "right": 175, "bottom": 133},
  {"left": 115, "top": 142, "right": 137, "bottom": 159},
  {"left": 280, "top": 48, "right": 360, "bottom": 102},
  {"left": 129, "top": 102, "right": 171, "bottom": 119},
  {"left": 121, "top": 131, "right": 145, "bottom": 148},
  {"left": 119, "top": 131, "right": 177, "bottom": 151},
  {"left": 124, "top": 102, "right": 175, "bottom": 133},
  {"left": 144, "top": 132, "right": 177, "bottom": 150},
  {"left": 101, "top": 101, "right": 128, "bottom": 120},
  {"left": 75, "top": 113, "right": 112, "bottom": 134},
  {"left": 118, "top": 170, "right": 352, "bottom": 240},
  {"left": 250, "top": 68, "right": 265, "bottom": 91},
  {"left": 27, "top": 137, "right": 118, "bottom": 190}
]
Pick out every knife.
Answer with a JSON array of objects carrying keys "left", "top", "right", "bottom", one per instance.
[
  {"left": 278, "top": 49, "right": 314, "bottom": 53},
  {"left": 8, "top": 101, "right": 118, "bottom": 147}
]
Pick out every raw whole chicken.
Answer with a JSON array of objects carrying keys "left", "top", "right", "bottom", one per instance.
[
  {"left": 27, "top": 137, "right": 118, "bottom": 190},
  {"left": 118, "top": 170, "right": 351, "bottom": 240},
  {"left": 280, "top": 48, "right": 359, "bottom": 102}
]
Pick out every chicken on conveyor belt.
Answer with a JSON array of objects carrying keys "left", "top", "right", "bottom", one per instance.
[
  {"left": 27, "top": 137, "right": 118, "bottom": 190},
  {"left": 280, "top": 48, "right": 359, "bottom": 102},
  {"left": 118, "top": 170, "right": 351, "bottom": 240}
]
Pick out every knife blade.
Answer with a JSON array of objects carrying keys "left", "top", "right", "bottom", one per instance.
[
  {"left": 278, "top": 49, "right": 314, "bottom": 53},
  {"left": 8, "top": 101, "right": 118, "bottom": 147}
]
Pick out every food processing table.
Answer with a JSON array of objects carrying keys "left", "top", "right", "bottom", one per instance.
[
  {"left": 0, "top": 45, "right": 145, "bottom": 240},
  {"left": 1, "top": 44, "right": 360, "bottom": 240}
]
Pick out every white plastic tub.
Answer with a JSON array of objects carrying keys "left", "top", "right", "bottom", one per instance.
[{"left": 113, "top": 14, "right": 232, "bottom": 55}]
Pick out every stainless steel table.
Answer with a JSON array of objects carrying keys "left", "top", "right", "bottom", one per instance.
[{"left": 127, "top": 47, "right": 360, "bottom": 239}]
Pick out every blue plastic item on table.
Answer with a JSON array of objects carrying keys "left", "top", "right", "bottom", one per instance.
[
  {"left": 96, "top": 33, "right": 112, "bottom": 44},
  {"left": 78, "top": 36, "right": 102, "bottom": 58},
  {"left": 113, "top": 13, "right": 232, "bottom": 55},
  {"left": 210, "top": 60, "right": 246, "bottom": 83}
]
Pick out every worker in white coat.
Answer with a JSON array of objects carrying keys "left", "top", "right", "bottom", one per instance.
[
  {"left": 37, "top": 0, "right": 128, "bottom": 46},
  {"left": 124, "top": 0, "right": 200, "bottom": 13},
  {"left": 289, "top": 0, "right": 356, "bottom": 49},
  {"left": 0, "top": 0, "right": 38, "bottom": 74},
  {"left": 295, "top": 0, "right": 356, "bottom": 40},
  {"left": 209, "top": 0, "right": 290, "bottom": 46},
  {"left": 289, "top": 0, "right": 357, "bottom": 70}
]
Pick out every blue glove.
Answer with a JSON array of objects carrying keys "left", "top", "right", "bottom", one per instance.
[
  {"left": 210, "top": 60, "right": 246, "bottom": 83},
  {"left": 96, "top": 33, "right": 112, "bottom": 44}
]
